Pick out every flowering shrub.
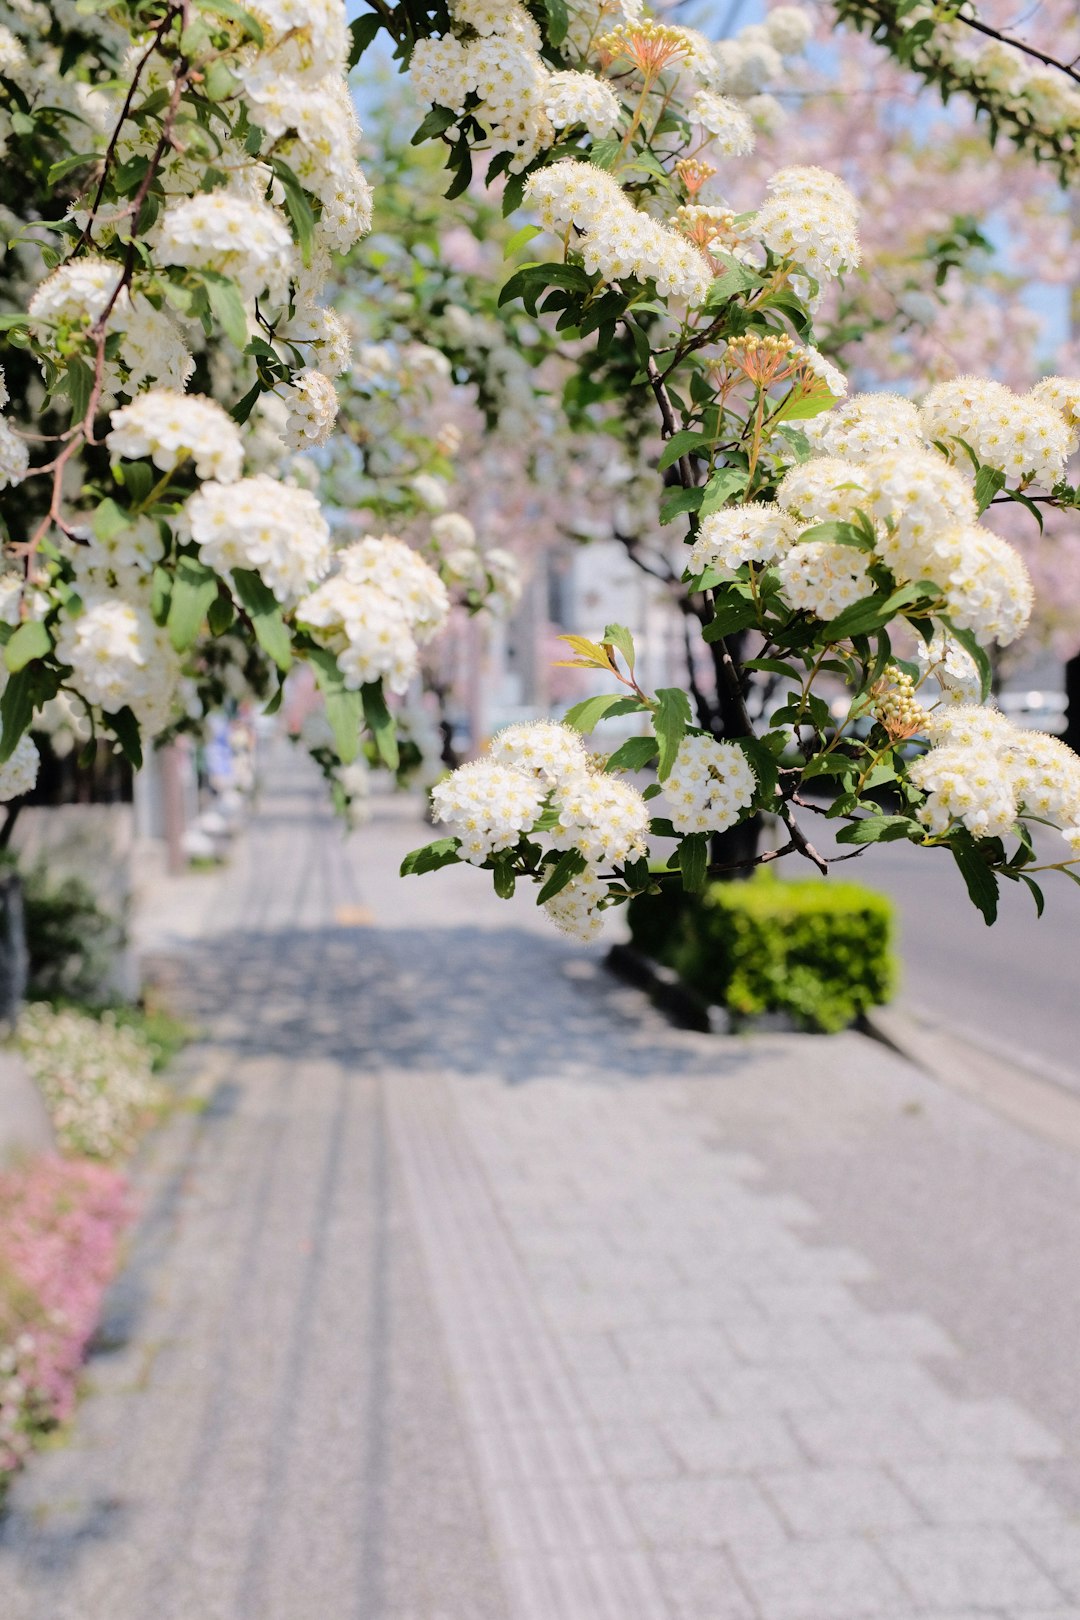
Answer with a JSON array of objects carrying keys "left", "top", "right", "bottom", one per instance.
[
  {"left": 17, "top": 1003, "right": 165, "bottom": 1161},
  {"left": 0, "top": 1156, "right": 130, "bottom": 1482},
  {"left": 0, "top": 0, "right": 1077, "bottom": 935}
]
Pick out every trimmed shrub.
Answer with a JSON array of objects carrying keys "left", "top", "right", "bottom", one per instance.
[{"left": 629, "top": 871, "right": 896, "bottom": 1034}]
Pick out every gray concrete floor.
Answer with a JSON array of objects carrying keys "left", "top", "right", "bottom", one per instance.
[{"left": 2, "top": 747, "right": 1079, "bottom": 1619}]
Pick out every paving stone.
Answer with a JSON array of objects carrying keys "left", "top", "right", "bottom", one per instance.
[
  {"left": 695, "top": 1365, "right": 829, "bottom": 1421},
  {"left": 791, "top": 1404, "right": 941, "bottom": 1465},
  {"left": 878, "top": 1526, "right": 1064, "bottom": 1608},
  {"left": 652, "top": 1548, "right": 761, "bottom": 1619},
  {"left": 891, "top": 1460, "right": 1066, "bottom": 1526},
  {"left": 624, "top": 1476, "right": 786, "bottom": 1549},
  {"left": 831, "top": 1310, "right": 959, "bottom": 1361},
  {"left": 663, "top": 1415, "right": 803, "bottom": 1474},
  {"left": 573, "top": 1369, "right": 712, "bottom": 1423},
  {"left": 1015, "top": 1523, "right": 1080, "bottom": 1601},
  {"left": 761, "top": 1466, "right": 922, "bottom": 1536},
  {"left": 730, "top": 1535, "right": 908, "bottom": 1618},
  {"left": 593, "top": 1424, "right": 682, "bottom": 1482},
  {"left": 612, "top": 1323, "right": 742, "bottom": 1374},
  {"left": 912, "top": 1399, "right": 1065, "bottom": 1462}
]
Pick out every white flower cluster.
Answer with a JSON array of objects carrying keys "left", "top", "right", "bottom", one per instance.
[
  {"left": 909, "top": 703, "right": 1080, "bottom": 849},
  {"left": 409, "top": 0, "right": 619, "bottom": 172},
  {"left": 431, "top": 759, "right": 548, "bottom": 863},
  {"left": 690, "top": 90, "right": 755, "bottom": 156},
  {"left": 296, "top": 536, "right": 449, "bottom": 693},
  {"left": 279, "top": 369, "right": 339, "bottom": 450},
  {"left": 433, "top": 719, "right": 649, "bottom": 918},
  {"left": 155, "top": 193, "right": 295, "bottom": 304},
  {"left": 712, "top": 9, "right": 811, "bottom": 94},
  {"left": 756, "top": 394, "right": 1037, "bottom": 644},
  {"left": 525, "top": 161, "right": 712, "bottom": 305},
  {"left": 550, "top": 771, "right": 650, "bottom": 864},
  {"left": 18, "top": 1002, "right": 165, "bottom": 1161},
  {"left": 27, "top": 261, "right": 194, "bottom": 397},
  {"left": 921, "top": 377, "right": 1073, "bottom": 491},
  {"left": 185, "top": 475, "right": 331, "bottom": 605},
  {"left": 755, "top": 166, "right": 861, "bottom": 282},
  {"left": 776, "top": 539, "right": 872, "bottom": 620},
  {"left": 107, "top": 391, "right": 244, "bottom": 482},
  {"left": 1030, "top": 376, "right": 1080, "bottom": 453},
  {"left": 662, "top": 734, "right": 756, "bottom": 834},
  {"left": 543, "top": 866, "right": 608, "bottom": 941},
  {"left": 916, "top": 630, "right": 982, "bottom": 706},
  {"left": 0, "top": 734, "right": 40, "bottom": 803},
  {"left": 54, "top": 596, "right": 182, "bottom": 735},
  {"left": 688, "top": 504, "right": 797, "bottom": 574}
]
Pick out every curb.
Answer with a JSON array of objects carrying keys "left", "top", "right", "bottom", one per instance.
[{"left": 861, "top": 1002, "right": 1080, "bottom": 1158}]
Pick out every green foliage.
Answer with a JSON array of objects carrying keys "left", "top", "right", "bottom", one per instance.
[
  {"left": 17, "top": 863, "right": 123, "bottom": 1004},
  {"left": 629, "top": 872, "right": 896, "bottom": 1033}
]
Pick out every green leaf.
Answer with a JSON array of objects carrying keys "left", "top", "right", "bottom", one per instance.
[
  {"left": 499, "top": 261, "right": 592, "bottom": 316},
  {"left": 168, "top": 557, "right": 220, "bottom": 651},
  {"left": 602, "top": 623, "right": 635, "bottom": 671},
  {"left": 732, "top": 735, "right": 778, "bottom": 805},
  {"left": 835, "top": 814, "right": 915, "bottom": 845},
  {"left": 703, "top": 255, "right": 764, "bottom": 302},
  {"left": 951, "top": 836, "right": 999, "bottom": 925},
  {"left": 307, "top": 646, "right": 362, "bottom": 762},
  {"left": 659, "top": 485, "right": 703, "bottom": 526},
  {"left": 678, "top": 832, "right": 708, "bottom": 892},
  {"left": 492, "top": 859, "right": 516, "bottom": 899},
  {"left": 400, "top": 838, "right": 461, "bottom": 876},
  {"left": 563, "top": 692, "right": 622, "bottom": 733},
  {"left": 269, "top": 157, "right": 314, "bottom": 266},
  {"left": 232, "top": 568, "right": 292, "bottom": 670},
  {"left": 1017, "top": 871, "right": 1045, "bottom": 917},
  {"left": 822, "top": 584, "right": 924, "bottom": 642},
  {"left": 701, "top": 594, "right": 759, "bottom": 641},
  {"left": 698, "top": 466, "right": 749, "bottom": 516},
  {"left": 193, "top": 0, "right": 265, "bottom": 43},
  {"left": 207, "top": 593, "right": 234, "bottom": 635},
  {"left": 542, "top": 0, "right": 569, "bottom": 45},
  {"left": 657, "top": 429, "right": 710, "bottom": 472},
  {"left": 504, "top": 223, "right": 541, "bottom": 259},
  {"left": 4, "top": 619, "right": 50, "bottom": 673},
  {"left": 411, "top": 105, "right": 458, "bottom": 145},
  {"left": 974, "top": 463, "right": 1006, "bottom": 514},
  {"left": 47, "top": 152, "right": 99, "bottom": 186},
  {"left": 347, "top": 8, "right": 382, "bottom": 66},
  {"left": 203, "top": 271, "right": 248, "bottom": 349},
  {"left": 605, "top": 735, "right": 658, "bottom": 772},
  {"left": 797, "top": 520, "right": 871, "bottom": 551},
  {"left": 653, "top": 687, "right": 691, "bottom": 780},
  {"left": 0, "top": 667, "right": 34, "bottom": 763},
  {"left": 361, "top": 679, "right": 399, "bottom": 769},
  {"left": 105, "top": 705, "right": 143, "bottom": 769},
  {"left": 536, "top": 848, "right": 586, "bottom": 906},
  {"left": 65, "top": 356, "right": 94, "bottom": 422}
]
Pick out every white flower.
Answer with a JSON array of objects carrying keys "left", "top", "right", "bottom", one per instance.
[
  {"left": 412, "top": 473, "right": 449, "bottom": 512},
  {"left": 551, "top": 771, "right": 649, "bottom": 865},
  {"left": 939, "top": 527, "right": 1032, "bottom": 648},
  {"left": 281, "top": 303, "right": 353, "bottom": 376},
  {"left": 803, "top": 393, "right": 923, "bottom": 461},
  {"left": 1029, "top": 375, "right": 1080, "bottom": 453},
  {"left": 690, "top": 91, "right": 755, "bottom": 156},
  {"left": 297, "top": 577, "right": 418, "bottom": 694},
  {"left": 0, "top": 734, "right": 39, "bottom": 802},
  {"left": 432, "top": 759, "right": 546, "bottom": 862},
  {"left": 544, "top": 71, "right": 621, "bottom": 137},
  {"left": 107, "top": 391, "right": 243, "bottom": 482},
  {"left": 0, "top": 418, "right": 28, "bottom": 489},
  {"left": 916, "top": 630, "right": 982, "bottom": 705},
  {"left": 490, "top": 720, "right": 587, "bottom": 785},
  {"left": 543, "top": 865, "right": 608, "bottom": 940},
  {"left": 155, "top": 193, "right": 295, "bottom": 303},
  {"left": 687, "top": 504, "right": 797, "bottom": 574},
  {"left": 119, "top": 295, "right": 194, "bottom": 392},
  {"left": 776, "top": 539, "right": 872, "bottom": 620},
  {"left": 662, "top": 734, "right": 756, "bottom": 834},
  {"left": 247, "top": 0, "right": 349, "bottom": 78},
  {"left": 337, "top": 536, "right": 449, "bottom": 642},
  {"left": 755, "top": 167, "right": 860, "bottom": 279},
  {"left": 55, "top": 593, "right": 181, "bottom": 735},
  {"left": 776, "top": 457, "right": 870, "bottom": 524},
  {"left": 858, "top": 447, "right": 977, "bottom": 580},
  {"left": 27, "top": 257, "right": 123, "bottom": 328},
  {"left": 909, "top": 742, "right": 1017, "bottom": 839},
  {"left": 185, "top": 475, "right": 330, "bottom": 604},
  {"left": 921, "top": 376, "right": 1070, "bottom": 491},
  {"left": 765, "top": 6, "right": 813, "bottom": 54},
  {"left": 280, "top": 369, "right": 338, "bottom": 449},
  {"left": 431, "top": 512, "right": 477, "bottom": 551}
]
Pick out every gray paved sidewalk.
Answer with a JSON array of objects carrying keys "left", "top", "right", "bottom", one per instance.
[{"left": 2, "top": 747, "right": 1079, "bottom": 1619}]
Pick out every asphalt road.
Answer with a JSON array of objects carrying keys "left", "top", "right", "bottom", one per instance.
[{"left": 834, "top": 836, "right": 1080, "bottom": 1092}]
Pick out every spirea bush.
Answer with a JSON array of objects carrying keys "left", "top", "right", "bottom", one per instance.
[
  {"left": 17, "top": 1002, "right": 165, "bottom": 1160},
  {"left": 629, "top": 871, "right": 897, "bottom": 1033},
  {"left": 0, "top": 1155, "right": 130, "bottom": 1485}
]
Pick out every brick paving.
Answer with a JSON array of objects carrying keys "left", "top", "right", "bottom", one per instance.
[{"left": 1, "top": 747, "right": 1080, "bottom": 1618}]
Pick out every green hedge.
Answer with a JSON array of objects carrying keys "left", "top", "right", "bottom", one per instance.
[{"left": 627, "top": 871, "right": 896, "bottom": 1034}]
